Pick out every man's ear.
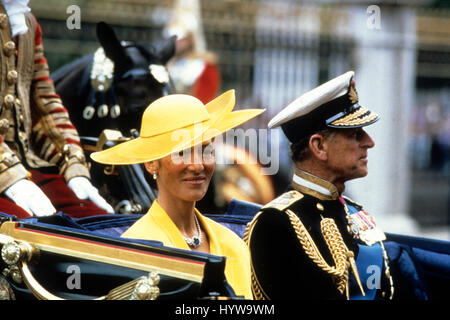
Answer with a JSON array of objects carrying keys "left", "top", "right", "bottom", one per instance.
[{"left": 309, "top": 134, "right": 328, "bottom": 161}]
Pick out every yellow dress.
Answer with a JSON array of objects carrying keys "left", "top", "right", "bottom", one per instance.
[{"left": 121, "top": 200, "right": 252, "bottom": 299}]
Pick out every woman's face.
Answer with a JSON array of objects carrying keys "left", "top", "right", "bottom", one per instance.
[{"left": 146, "top": 140, "right": 215, "bottom": 202}]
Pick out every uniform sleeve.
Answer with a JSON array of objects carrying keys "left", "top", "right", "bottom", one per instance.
[
  {"left": 29, "top": 18, "right": 90, "bottom": 182},
  {"left": 192, "top": 63, "right": 221, "bottom": 104},
  {"left": 0, "top": 136, "right": 29, "bottom": 193},
  {"left": 248, "top": 209, "right": 343, "bottom": 299}
]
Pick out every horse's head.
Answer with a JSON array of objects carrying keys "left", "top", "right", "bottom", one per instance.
[{"left": 90, "top": 22, "right": 176, "bottom": 136}]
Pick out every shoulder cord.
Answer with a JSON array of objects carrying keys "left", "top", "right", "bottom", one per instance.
[
  {"left": 284, "top": 209, "right": 355, "bottom": 297},
  {"left": 245, "top": 208, "right": 393, "bottom": 300},
  {"left": 244, "top": 209, "right": 354, "bottom": 299},
  {"left": 379, "top": 241, "right": 395, "bottom": 299},
  {"left": 243, "top": 212, "right": 270, "bottom": 300}
]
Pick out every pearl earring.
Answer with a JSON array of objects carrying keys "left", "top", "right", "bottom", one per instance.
[{"left": 153, "top": 172, "right": 157, "bottom": 180}]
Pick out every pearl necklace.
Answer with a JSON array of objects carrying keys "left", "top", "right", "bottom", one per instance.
[{"left": 183, "top": 214, "right": 202, "bottom": 248}]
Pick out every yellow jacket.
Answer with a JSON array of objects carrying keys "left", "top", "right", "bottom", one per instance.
[{"left": 121, "top": 200, "right": 252, "bottom": 299}]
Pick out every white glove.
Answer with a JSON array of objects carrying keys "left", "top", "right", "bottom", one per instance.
[
  {"left": 4, "top": 179, "right": 56, "bottom": 217},
  {"left": 68, "top": 177, "right": 114, "bottom": 213}
]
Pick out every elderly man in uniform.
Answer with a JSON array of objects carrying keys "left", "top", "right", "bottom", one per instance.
[
  {"left": 245, "top": 71, "right": 396, "bottom": 300},
  {"left": 0, "top": 0, "right": 113, "bottom": 218}
]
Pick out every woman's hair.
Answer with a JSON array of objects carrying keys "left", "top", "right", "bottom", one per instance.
[{"left": 290, "top": 129, "right": 336, "bottom": 163}]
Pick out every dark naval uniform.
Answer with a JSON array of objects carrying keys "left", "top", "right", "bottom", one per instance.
[
  {"left": 245, "top": 169, "right": 394, "bottom": 300},
  {"left": 245, "top": 70, "right": 430, "bottom": 300}
]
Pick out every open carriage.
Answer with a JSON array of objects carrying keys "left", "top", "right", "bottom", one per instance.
[
  {"left": 0, "top": 198, "right": 449, "bottom": 300},
  {"left": 0, "top": 21, "right": 447, "bottom": 300}
]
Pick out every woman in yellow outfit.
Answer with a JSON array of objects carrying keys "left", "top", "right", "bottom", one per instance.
[{"left": 91, "top": 90, "right": 264, "bottom": 299}]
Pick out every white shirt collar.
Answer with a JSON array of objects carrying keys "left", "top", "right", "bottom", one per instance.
[
  {"left": 2, "top": 0, "right": 31, "bottom": 37},
  {"left": 292, "top": 169, "right": 339, "bottom": 200}
]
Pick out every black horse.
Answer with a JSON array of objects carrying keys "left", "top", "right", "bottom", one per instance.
[
  {"left": 52, "top": 22, "right": 175, "bottom": 138},
  {"left": 52, "top": 22, "right": 176, "bottom": 214}
]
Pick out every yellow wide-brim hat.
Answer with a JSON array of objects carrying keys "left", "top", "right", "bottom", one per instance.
[{"left": 90, "top": 90, "right": 265, "bottom": 165}]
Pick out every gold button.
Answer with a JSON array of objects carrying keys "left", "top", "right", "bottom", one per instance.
[
  {"left": 7, "top": 70, "right": 18, "bottom": 84},
  {"left": 14, "top": 98, "right": 21, "bottom": 106},
  {"left": 4, "top": 94, "right": 14, "bottom": 109},
  {"left": 0, "top": 118, "right": 9, "bottom": 130},
  {"left": 3, "top": 41, "right": 15, "bottom": 56},
  {"left": 19, "top": 114, "right": 24, "bottom": 123},
  {"left": 0, "top": 14, "right": 7, "bottom": 29},
  {"left": 316, "top": 203, "right": 324, "bottom": 211},
  {"left": 19, "top": 131, "right": 27, "bottom": 141}
]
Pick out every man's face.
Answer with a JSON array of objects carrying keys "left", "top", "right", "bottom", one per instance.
[{"left": 324, "top": 128, "right": 375, "bottom": 182}]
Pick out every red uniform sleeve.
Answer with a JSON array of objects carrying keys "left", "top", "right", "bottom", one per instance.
[{"left": 192, "top": 63, "right": 221, "bottom": 104}]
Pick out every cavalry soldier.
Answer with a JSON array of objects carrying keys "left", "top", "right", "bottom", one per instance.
[
  {"left": 0, "top": 1, "right": 112, "bottom": 218},
  {"left": 244, "top": 71, "right": 394, "bottom": 300}
]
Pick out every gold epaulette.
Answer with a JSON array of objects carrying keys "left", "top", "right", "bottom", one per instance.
[
  {"left": 243, "top": 190, "right": 303, "bottom": 300},
  {"left": 245, "top": 190, "right": 304, "bottom": 243},
  {"left": 261, "top": 190, "right": 304, "bottom": 211}
]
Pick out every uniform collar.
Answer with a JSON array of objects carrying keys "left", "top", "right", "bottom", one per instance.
[{"left": 292, "top": 168, "right": 339, "bottom": 200}]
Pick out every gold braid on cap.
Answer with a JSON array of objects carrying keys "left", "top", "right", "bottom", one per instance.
[
  {"left": 331, "top": 109, "right": 378, "bottom": 127},
  {"left": 330, "top": 81, "right": 378, "bottom": 127},
  {"left": 331, "top": 107, "right": 368, "bottom": 126}
]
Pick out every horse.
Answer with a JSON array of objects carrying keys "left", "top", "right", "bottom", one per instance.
[{"left": 52, "top": 22, "right": 175, "bottom": 139}]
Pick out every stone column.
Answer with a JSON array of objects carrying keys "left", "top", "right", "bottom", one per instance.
[{"left": 344, "top": 1, "right": 420, "bottom": 234}]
